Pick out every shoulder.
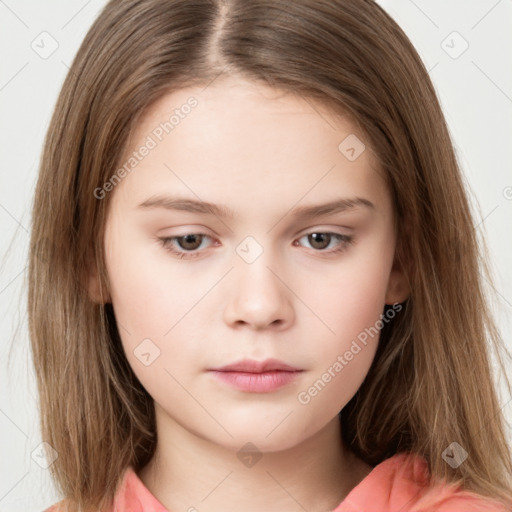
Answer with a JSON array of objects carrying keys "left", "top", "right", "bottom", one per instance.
[
  {"left": 387, "top": 453, "right": 511, "bottom": 512},
  {"left": 337, "top": 452, "right": 511, "bottom": 512},
  {"left": 418, "top": 490, "right": 511, "bottom": 512},
  {"left": 43, "top": 501, "right": 70, "bottom": 512},
  {"left": 41, "top": 465, "right": 167, "bottom": 512}
]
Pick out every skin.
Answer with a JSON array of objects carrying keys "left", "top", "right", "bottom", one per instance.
[{"left": 92, "top": 77, "right": 409, "bottom": 511}]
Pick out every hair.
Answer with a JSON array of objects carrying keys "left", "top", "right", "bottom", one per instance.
[{"left": 28, "top": 0, "right": 512, "bottom": 510}]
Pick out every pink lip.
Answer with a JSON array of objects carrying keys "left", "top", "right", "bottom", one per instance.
[
  {"left": 212, "top": 358, "right": 301, "bottom": 373},
  {"left": 209, "top": 358, "right": 303, "bottom": 393}
]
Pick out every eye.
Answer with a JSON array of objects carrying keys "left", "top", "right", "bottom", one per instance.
[
  {"left": 294, "top": 232, "right": 353, "bottom": 254},
  {"left": 158, "top": 231, "right": 353, "bottom": 260},
  {"left": 158, "top": 234, "right": 215, "bottom": 259}
]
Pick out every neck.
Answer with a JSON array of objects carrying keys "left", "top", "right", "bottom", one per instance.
[{"left": 138, "top": 406, "right": 371, "bottom": 512}]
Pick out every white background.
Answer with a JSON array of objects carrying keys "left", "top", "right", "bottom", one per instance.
[{"left": 1, "top": 1, "right": 511, "bottom": 510}]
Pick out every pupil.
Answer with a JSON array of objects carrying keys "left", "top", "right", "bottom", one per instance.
[
  {"left": 180, "top": 234, "right": 202, "bottom": 250},
  {"left": 310, "top": 233, "right": 330, "bottom": 250}
]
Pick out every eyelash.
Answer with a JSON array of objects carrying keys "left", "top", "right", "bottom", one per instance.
[{"left": 157, "top": 231, "right": 354, "bottom": 260}]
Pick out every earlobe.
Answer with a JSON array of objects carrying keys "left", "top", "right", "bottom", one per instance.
[
  {"left": 385, "top": 238, "right": 411, "bottom": 305},
  {"left": 384, "top": 264, "right": 410, "bottom": 305},
  {"left": 86, "top": 262, "right": 111, "bottom": 304},
  {"left": 385, "top": 221, "right": 411, "bottom": 305}
]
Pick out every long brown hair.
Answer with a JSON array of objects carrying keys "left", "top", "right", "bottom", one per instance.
[{"left": 28, "top": 0, "right": 512, "bottom": 509}]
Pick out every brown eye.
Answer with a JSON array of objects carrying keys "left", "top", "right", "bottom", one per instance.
[
  {"left": 294, "top": 231, "right": 353, "bottom": 255},
  {"left": 176, "top": 234, "right": 204, "bottom": 250},
  {"left": 308, "top": 233, "right": 332, "bottom": 250},
  {"left": 158, "top": 234, "right": 213, "bottom": 259}
]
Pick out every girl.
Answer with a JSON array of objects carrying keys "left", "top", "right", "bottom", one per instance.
[{"left": 29, "top": 0, "right": 512, "bottom": 511}]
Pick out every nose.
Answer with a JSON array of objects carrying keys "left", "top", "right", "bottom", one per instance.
[{"left": 223, "top": 249, "right": 294, "bottom": 331}]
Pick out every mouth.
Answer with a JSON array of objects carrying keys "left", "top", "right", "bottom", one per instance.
[{"left": 208, "top": 358, "right": 304, "bottom": 393}]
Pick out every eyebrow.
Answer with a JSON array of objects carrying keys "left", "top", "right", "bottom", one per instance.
[{"left": 137, "top": 194, "right": 375, "bottom": 220}]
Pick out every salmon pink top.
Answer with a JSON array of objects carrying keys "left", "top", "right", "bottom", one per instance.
[{"left": 45, "top": 452, "right": 510, "bottom": 511}]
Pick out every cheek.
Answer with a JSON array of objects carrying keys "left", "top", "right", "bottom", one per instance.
[
  {"left": 105, "top": 244, "right": 202, "bottom": 407},
  {"left": 299, "top": 249, "right": 393, "bottom": 345},
  {"left": 293, "top": 248, "right": 393, "bottom": 404},
  {"left": 104, "top": 226, "right": 194, "bottom": 366},
  {"left": 106, "top": 218, "right": 204, "bottom": 335},
  {"left": 294, "top": 268, "right": 387, "bottom": 413},
  {"left": 296, "top": 338, "right": 377, "bottom": 416},
  {"left": 107, "top": 253, "right": 172, "bottom": 337},
  {"left": 104, "top": 225, "right": 228, "bottom": 385}
]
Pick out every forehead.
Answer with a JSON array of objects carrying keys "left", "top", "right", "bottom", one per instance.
[{"left": 111, "top": 78, "right": 390, "bottom": 218}]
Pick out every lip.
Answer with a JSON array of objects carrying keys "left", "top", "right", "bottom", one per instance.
[
  {"left": 211, "top": 358, "right": 301, "bottom": 373},
  {"left": 208, "top": 358, "right": 303, "bottom": 393}
]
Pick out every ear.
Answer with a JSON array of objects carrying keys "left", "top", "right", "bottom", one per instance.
[
  {"left": 385, "top": 225, "right": 411, "bottom": 305},
  {"left": 85, "top": 259, "right": 111, "bottom": 304},
  {"left": 384, "top": 257, "right": 410, "bottom": 305}
]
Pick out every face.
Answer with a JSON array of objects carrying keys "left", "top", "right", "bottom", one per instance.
[{"left": 97, "top": 78, "right": 407, "bottom": 452}]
